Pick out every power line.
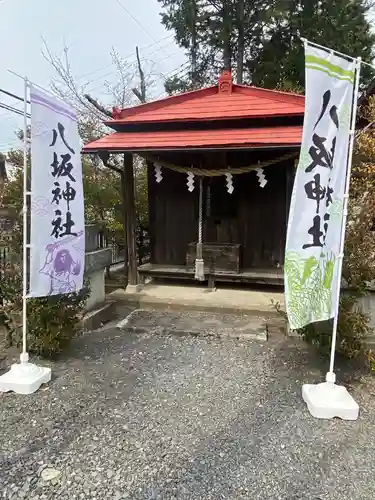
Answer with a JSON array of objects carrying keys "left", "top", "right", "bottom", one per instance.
[
  {"left": 114, "top": 0, "right": 170, "bottom": 57},
  {"left": 163, "top": 61, "right": 190, "bottom": 79},
  {"left": 76, "top": 34, "right": 174, "bottom": 81},
  {"left": 0, "top": 88, "right": 30, "bottom": 104},
  {"left": 0, "top": 102, "right": 30, "bottom": 118},
  {"left": 83, "top": 44, "right": 181, "bottom": 92},
  {"left": 85, "top": 56, "right": 188, "bottom": 96},
  {"left": 0, "top": 58, "right": 190, "bottom": 126}
]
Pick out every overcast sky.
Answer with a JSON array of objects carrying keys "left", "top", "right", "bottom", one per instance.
[
  {"left": 0, "top": 0, "right": 186, "bottom": 151},
  {"left": 1, "top": 1, "right": 374, "bottom": 153}
]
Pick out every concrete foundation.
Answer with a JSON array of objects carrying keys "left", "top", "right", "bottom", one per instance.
[
  {"left": 125, "top": 284, "right": 144, "bottom": 294},
  {"left": 117, "top": 308, "right": 269, "bottom": 341},
  {"left": 109, "top": 281, "right": 375, "bottom": 344},
  {"left": 110, "top": 282, "right": 284, "bottom": 316},
  {"left": 85, "top": 269, "right": 106, "bottom": 311},
  {"left": 84, "top": 225, "right": 113, "bottom": 312}
]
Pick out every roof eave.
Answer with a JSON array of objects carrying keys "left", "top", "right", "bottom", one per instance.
[
  {"left": 82, "top": 143, "right": 301, "bottom": 154},
  {"left": 103, "top": 111, "right": 305, "bottom": 128}
]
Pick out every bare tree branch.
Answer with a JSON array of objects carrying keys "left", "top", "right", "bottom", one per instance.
[
  {"left": 84, "top": 94, "right": 112, "bottom": 117},
  {"left": 41, "top": 38, "right": 108, "bottom": 123},
  {"left": 42, "top": 37, "right": 155, "bottom": 179},
  {"left": 134, "top": 46, "right": 147, "bottom": 103},
  {"left": 107, "top": 47, "right": 135, "bottom": 108}
]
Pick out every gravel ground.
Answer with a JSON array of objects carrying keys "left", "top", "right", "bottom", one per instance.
[{"left": 0, "top": 313, "right": 375, "bottom": 500}]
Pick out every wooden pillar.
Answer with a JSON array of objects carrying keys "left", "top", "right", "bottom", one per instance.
[
  {"left": 123, "top": 153, "right": 139, "bottom": 289},
  {"left": 120, "top": 170, "right": 129, "bottom": 283},
  {"left": 146, "top": 161, "right": 156, "bottom": 263}
]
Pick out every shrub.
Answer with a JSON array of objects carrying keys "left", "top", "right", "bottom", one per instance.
[
  {"left": 0, "top": 240, "right": 89, "bottom": 358},
  {"left": 274, "top": 197, "right": 375, "bottom": 366},
  {"left": 1, "top": 274, "right": 89, "bottom": 359},
  {"left": 0, "top": 168, "right": 89, "bottom": 358},
  {"left": 275, "top": 98, "right": 375, "bottom": 369},
  {"left": 273, "top": 292, "right": 372, "bottom": 362}
]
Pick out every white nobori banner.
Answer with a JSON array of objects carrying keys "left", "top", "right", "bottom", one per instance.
[
  {"left": 284, "top": 44, "right": 356, "bottom": 330},
  {"left": 29, "top": 87, "right": 85, "bottom": 297}
]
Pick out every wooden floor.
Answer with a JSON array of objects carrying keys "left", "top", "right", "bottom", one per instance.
[{"left": 138, "top": 263, "right": 284, "bottom": 286}]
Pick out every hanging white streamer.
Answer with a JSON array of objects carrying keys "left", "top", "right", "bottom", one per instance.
[
  {"left": 255, "top": 167, "right": 267, "bottom": 188},
  {"left": 154, "top": 164, "right": 163, "bottom": 183},
  {"left": 225, "top": 172, "right": 234, "bottom": 194},
  {"left": 187, "top": 172, "right": 195, "bottom": 192}
]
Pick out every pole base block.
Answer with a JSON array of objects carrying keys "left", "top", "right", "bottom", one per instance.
[
  {"left": 0, "top": 361, "right": 51, "bottom": 395},
  {"left": 302, "top": 381, "right": 359, "bottom": 420}
]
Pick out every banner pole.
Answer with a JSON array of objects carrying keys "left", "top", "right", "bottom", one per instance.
[
  {"left": 326, "top": 56, "right": 362, "bottom": 382},
  {"left": 21, "top": 77, "right": 29, "bottom": 364},
  {"left": 300, "top": 38, "right": 357, "bottom": 62},
  {"left": 0, "top": 79, "right": 51, "bottom": 394}
]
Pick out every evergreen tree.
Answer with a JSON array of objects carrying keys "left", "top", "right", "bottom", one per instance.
[
  {"left": 251, "top": 0, "right": 375, "bottom": 89},
  {"left": 159, "top": 0, "right": 269, "bottom": 91},
  {"left": 158, "top": 0, "right": 375, "bottom": 92}
]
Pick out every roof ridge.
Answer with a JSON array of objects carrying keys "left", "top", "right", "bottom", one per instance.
[
  {"left": 108, "top": 85, "right": 218, "bottom": 122},
  {"left": 234, "top": 82, "right": 304, "bottom": 99}
]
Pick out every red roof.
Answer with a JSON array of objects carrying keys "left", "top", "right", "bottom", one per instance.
[
  {"left": 83, "top": 71, "right": 304, "bottom": 153},
  {"left": 82, "top": 126, "right": 302, "bottom": 152},
  {"left": 107, "top": 72, "right": 304, "bottom": 125}
]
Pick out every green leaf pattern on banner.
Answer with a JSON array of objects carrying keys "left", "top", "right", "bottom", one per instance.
[
  {"left": 284, "top": 251, "right": 336, "bottom": 329},
  {"left": 328, "top": 197, "right": 344, "bottom": 225},
  {"left": 339, "top": 104, "right": 351, "bottom": 132},
  {"left": 298, "top": 146, "right": 311, "bottom": 170}
]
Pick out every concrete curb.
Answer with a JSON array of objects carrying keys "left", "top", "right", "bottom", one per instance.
[
  {"left": 109, "top": 289, "right": 281, "bottom": 318},
  {"left": 81, "top": 300, "right": 117, "bottom": 331}
]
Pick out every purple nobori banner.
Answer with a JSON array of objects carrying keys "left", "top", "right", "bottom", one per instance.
[{"left": 29, "top": 86, "right": 85, "bottom": 297}]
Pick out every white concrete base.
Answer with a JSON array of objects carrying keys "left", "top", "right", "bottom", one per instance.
[
  {"left": 0, "top": 360, "right": 51, "bottom": 395},
  {"left": 302, "top": 381, "right": 359, "bottom": 420},
  {"left": 125, "top": 284, "right": 143, "bottom": 294}
]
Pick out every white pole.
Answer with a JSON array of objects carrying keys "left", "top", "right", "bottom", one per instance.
[
  {"left": 300, "top": 38, "right": 357, "bottom": 62},
  {"left": 326, "top": 57, "right": 362, "bottom": 382},
  {"left": 21, "top": 77, "right": 29, "bottom": 364},
  {"left": 0, "top": 76, "right": 51, "bottom": 394}
]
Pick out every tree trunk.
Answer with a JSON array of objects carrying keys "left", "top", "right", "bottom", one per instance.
[
  {"left": 223, "top": 0, "right": 232, "bottom": 71},
  {"left": 236, "top": 0, "right": 245, "bottom": 84},
  {"left": 190, "top": 0, "right": 198, "bottom": 85}
]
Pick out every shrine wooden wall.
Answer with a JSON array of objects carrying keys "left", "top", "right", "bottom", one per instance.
[{"left": 147, "top": 159, "right": 294, "bottom": 270}]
